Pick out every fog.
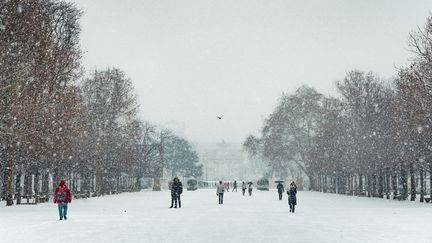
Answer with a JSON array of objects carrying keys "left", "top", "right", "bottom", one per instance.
[{"left": 72, "top": 0, "right": 432, "bottom": 143}]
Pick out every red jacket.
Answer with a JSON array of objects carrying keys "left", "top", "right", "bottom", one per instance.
[{"left": 54, "top": 180, "right": 72, "bottom": 204}]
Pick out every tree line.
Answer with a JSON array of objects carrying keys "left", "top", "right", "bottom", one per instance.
[
  {"left": 0, "top": 0, "right": 202, "bottom": 206},
  {"left": 244, "top": 14, "right": 432, "bottom": 202}
]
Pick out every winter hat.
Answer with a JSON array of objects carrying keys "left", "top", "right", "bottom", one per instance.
[{"left": 59, "top": 180, "right": 66, "bottom": 186}]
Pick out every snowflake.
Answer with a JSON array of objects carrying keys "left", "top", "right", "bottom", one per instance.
[{"left": 17, "top": 4, "right": 23, "bottom": 13}]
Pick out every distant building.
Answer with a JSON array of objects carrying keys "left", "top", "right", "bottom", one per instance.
[{"left": 196, "top": 141, "right": 266, "bottom": 181}]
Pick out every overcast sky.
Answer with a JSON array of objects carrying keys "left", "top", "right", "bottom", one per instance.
[{"left": 71, "top": 0, "right": 432, "bottom": 143}]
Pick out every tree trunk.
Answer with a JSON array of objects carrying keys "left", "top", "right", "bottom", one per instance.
[
  {"left": 23, "top": 172, "right": 31, "bottom": 202},
  {"left": 378, "top": 171, "right": 384, "bottom": 198},
  {"left": 1, "top": 168, "right": 6, "bottom": 200},
  {"left": 372, "top": 173, "right": 377, "bottom": 197},
  {"left": 385, "top": 172, "right": 390, "bottom": 199},
  {"left": 344, "top": 176, "right": 348, "bottom": 194},
  {"left": 358, "top": 174, "right": 363, "bottom": 195},
  {"left": 323, "top": 175, "right": 327, "bottom": 193},
  {"left": 6, "top": 144, "right": 16, "bottom": 206},
  {"left": 135, "top": 176, "right": 141, "bottom": 191},
  {"left": 353, "top": 174, "right": 357, "bottom": 196},
  {"left": 153, "top": 177, "right": 161, "bottom": 191},
  {"left": 91, "top": 174, "right": 96, "bottom": 193},
  {"left": 0, "top": 169, "right": 3, "bottom": 201},
  {"left": 401, "top": 164, "right": 408, "bottom": 200},
  {"left": 309, "top": 174, "right": 316, "bottom": 191},
  {"left": 95, "top": 172, "right": 102, "bottom": 195},
  {"left": 367, "top": 175, "right": 372, "bottom": 198},
  {"left": 344, "top": 175, "right": 354, "bottom": 195},
  {"left": 392, "top": 171, "right": 398, "bottom": 200},
  {"left": 15, "top": 171, "right": 22, "bottom": 205},
  {"left": 52, "top": 168, "right": 59, "bottom": 192},
  {"left": 410, "top": 163, "right": 416, "bottom": 201},
  {"left": 419, "top": 167, "right": 424, "bottom": 203},
  {"left": 336, "top": 176, "right": 340, "bottom": 194},
  {"left": 70, "top": 172, "right": 75, "bottom": 193},
  {"left": 430, "top": 164, "right": 432, "bottom": 200},
  {"left": 81, "top": 173, "right": 89, "bottom": 193},
  {"left": 42, "top": 171, "right": 50, "bottom": 195},
  {"left": 25, "top": 172, "right": 32, "bottom": 197},
  {"left": 34, "top": 171, "right": 40, "bottom": 204}
]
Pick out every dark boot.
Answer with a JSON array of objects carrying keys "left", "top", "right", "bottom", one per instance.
[
  {"left": 178, "top": 199, "right": 181, "bottom": 208},
  {"left": 64, "top": 216, "right": 67, "bottom": 220}
]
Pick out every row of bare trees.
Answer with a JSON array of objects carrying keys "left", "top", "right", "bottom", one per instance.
[
  {"left": 0, "top": 0, "right": 202, "bottom": 206},
  {"left": 244, "top": 14, "right": 432, "bottom": 202}
]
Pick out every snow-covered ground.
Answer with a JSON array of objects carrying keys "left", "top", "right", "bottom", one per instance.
[{"left": 0, "top": 189, "right": 430, "bottom": 243}]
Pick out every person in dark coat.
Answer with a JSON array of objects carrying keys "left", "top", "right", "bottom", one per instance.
[
  {"left": 54, "top": 180, "right": 72, "bottom": 220},
  {"left": 248, "top": 183, "right": 253, "bottom": 196},
  {"left": 216, "top": 181, "right": 225, "bottom": 204},
  {"left": 241, "top": 181, "right": 246, "bottom": 196},
  {"left": 232, "top": 180, "right": 237, "bottom": 192},
  {"left": 287, "top": 181, "right": 297, "bottom": 213},
  {"left": 170, "top": 177, "right": 183, "bottom": 208},
  {"left": 277, "top": 182, "right": 284, "bottom": 200}
]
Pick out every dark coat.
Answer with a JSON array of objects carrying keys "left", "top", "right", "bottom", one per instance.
[
  {"left": 171, "top": 180, "right": 183, "bottom": 197},
  {"left": 277, "top": 183, "right": 284, "bottom": 193},
  {"left": 287, "top": 186, "right": 297, "bottom": 205}
]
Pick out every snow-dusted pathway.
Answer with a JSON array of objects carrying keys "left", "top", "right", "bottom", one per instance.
[{"left": 0, "top": 189, "right": 430, "bottom": 243}]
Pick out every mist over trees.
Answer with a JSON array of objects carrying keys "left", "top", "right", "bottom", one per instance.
[
  {"left": 244, "top": 14, "right": 432, "bottom": 202},
  {"left": 164, "top": 135, "right": 203, "bottom": 178},
  {"left": 0, "top": 0, "right": 202, "bottom": 206}
]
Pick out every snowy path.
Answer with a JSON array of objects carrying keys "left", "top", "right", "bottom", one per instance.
[{"left": 0, "top": 189, "right": 430, "bottom": 243}]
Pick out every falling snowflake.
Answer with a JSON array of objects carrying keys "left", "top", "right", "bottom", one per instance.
[{"left": 17, "top": 4, "right": 23, "bottom": 13}]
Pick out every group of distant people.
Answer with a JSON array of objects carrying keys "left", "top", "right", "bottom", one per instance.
[
  {"left": 277, "top": 181, "right": 297, "bottom": 213},
  {"left": 50, "top": 177, "right": 297, "bottom": 220},
  {"left": 215, "top": 180, "right": 297, "bottom": 213},
  {"left": 216, "top": 180, "right": 253, "bottom": 204},
  {"left": 151, "top": 177, "right": 297, "bottom": 212}
]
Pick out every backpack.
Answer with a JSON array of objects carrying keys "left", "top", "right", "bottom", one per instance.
[{"left": 57, "top": 187, "right": 67, "bottom": 203}]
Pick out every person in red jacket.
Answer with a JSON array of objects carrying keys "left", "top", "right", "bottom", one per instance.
[{"left": 54, "top": 180, "right": 72, "bottom": 220}]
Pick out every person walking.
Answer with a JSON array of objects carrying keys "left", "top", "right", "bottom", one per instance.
[
  {"left": 277, "top": 182, "right": 284, "bottom": 200},
  {"left": 216, "top": 181, "right": 225, "bottom": 204},
  {"left": 170, "top": 177, "right": 183, "bottom": 208},
  {"left": 248, "top": 182, "right": 253, "bottom": 196},
  {"left": 54, "top": 180, "right": 72, "bottom": 220},
  {"left": 287, "top": 181, "right": 297, "bottom": 213},
  {"left": 232, "top": 180, "right": 237, "bottom": 192},
  {"left": 242, "top": 181, "right": 247, "bottom": 196}
]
